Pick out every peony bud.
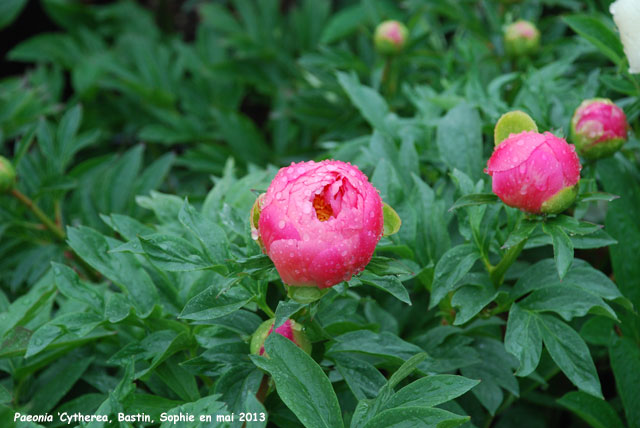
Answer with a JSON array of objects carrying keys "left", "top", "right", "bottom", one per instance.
[
  {"left": 504, "top": 20, "right": 540, "bottom": 57},
  {"left": 570, "top": 98, "right": 628, "bottom": 159},
  {"left": 610, "top": 0, "right": 640, "bottom": 74},
  {"left": 256, "top": 160, "right": 383, "bottom": 289},
  {"left": 250, "top": 319, "right": 311, "bottom": 356},
  {"left": 374, "top": 20, "right": 409, "bottom": 55},
  {"left": 486, "top": 131, "right": 581, "bottom": 214},
  {"left": 0, "top": 156, "right": 17, "bottom": 193}
]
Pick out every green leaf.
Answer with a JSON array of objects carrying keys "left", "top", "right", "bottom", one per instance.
[
  {"left": 542, "top": 223, "right": 574, "bottom": 279},
  {"left": 67, "top": 226, "right": 158, "bottom": 317},
  {"left": 0, "top": 281, "right": 56, "bottom": 338},
  {"left": 436, "top": 103, "right": 483, "bottom": 181},
  {"left": 0, "top": 385, "right": 11, "bottom": 404},
  {"left": 460, "top": 338, "right": 520, "bottom": 415},
  {"left": 598, "top": 157, "right": 640, "bottom": 309},
  {"left": 503, "top": 219, "right": 538, "bottom": 248},
  {"left": 449, "top": 193, "right": 499, "bottom": 211},
  {"left": 51, "top": 262, "right": 103, "bottom": 308},
  {"left": 0, "top": 0, "right": 28, "bottom": 30},
  {"left": 430, "top": 244, "right": 481, "bottom": 308},
  {"left": 139, "top": 233, "right": 210, "bottom": 271},
  {"left": 362, "top": 407, "right": 469, "bottom": 428},
  {"left": 159, "top": 394, "right": 229, "bottom": 428},
  {"left": 557, "top": 391, "right": 624, "bottom": 428},
  {"left": 330, "top": 331, "right": 428, "bottom": 369},
  {"left": 329, "top": 352, "right": 387, "bottom": 400},
  {"left": 609, "top": 336, "right": 640, "bottom": 428},
  {"left": 512, "top": 259, "right": 625, "bottom": 316},
  {"left": 251, "top": 334, "right": 344, "bottom": 428},
  {"left": 538, "top": 314, "right": 602, "bottom": 398},
  {"left": 387, "top": 353, "right": 429, "bottom": 389},
  {"left": 505, "top": 304, "right": 542, "bottom": 376},
  {"left": 451, "top": 281, "right": 498, "bottom": 325},
  {"left": 383, "top": 375, "right": 479, "bottom": 410},
  {"left": 274, "top": 300, "right": 307, "bottom": 328},
  {"left": 26, "top": 312, "right": 103, "bottom": 357},
  {"left": 358, "top": 272, "right": 411, "bottom": 305},
  {"left": 180, "top": 277, "right": 252, "bottom": 320},
  {"left": 320, "top": 4, "right": 365, "bottom": 44},
  {"left": 578, "top": 192, "right": 619, "bottom": 203},
  {"left": 178, "top": 200, "right": 229, "bottom": 264},
  {"left": 549, "top": 215, "right": 602, "bottom": 236},
  {"left": 135, "top": 331, "right": 191, "bottom": 379},
  {"left": 563, "top": 15, "right": 625, "bottom": 66},
  {"left": 29, "top": 349, "right": 95, "bottom": 413},
  {"left": 336, "top": 71, "right": 393, "bottom": 136},
  {"left": 382, "top": 202, "right": 402, "bottom": 236},
  {"left": 214, "top": 365, "right": 264, "bottom": 425}
]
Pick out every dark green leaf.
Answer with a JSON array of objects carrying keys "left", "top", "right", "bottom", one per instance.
[
  {"left": 252, "top": 334, "right": 344, "bottom": 428},
  {"left": 558, "top": 391, "right": 624, "bottom": 428},
  {"left": 449, "top": 193, "right": 499, "bottom": 211}
]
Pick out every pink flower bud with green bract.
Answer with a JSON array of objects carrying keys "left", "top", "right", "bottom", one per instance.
[
  {"left": 570, "top": 98, "right": 628, "bottom": 159},
  {"left": 257, "top": 160, "right": 383, "bottom": 289},
  {"left": 0, "top": 156, "right": 16, "bottom": 193},
  {"left": 486, "top": 131, "right": 581, "bottom": 214},
  {"left": 504, "top": 20, "right": 540, "bottom": 56},
  {"left": 374, "top": 20, "right": 408, "bottom": 55},
  {"left": 250, "top": 319, "right": 311, "bottom": 356}
]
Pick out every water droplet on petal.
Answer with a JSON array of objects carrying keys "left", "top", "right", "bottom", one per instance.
[{"left": 278, "top": 220, "right": 285, "bottom": 229}]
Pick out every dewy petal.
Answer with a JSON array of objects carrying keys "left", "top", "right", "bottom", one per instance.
[
  {"left": 543, "top": 132, "right": 581, "bottom": 185},
  {"left": 575, "top": 101, "right": 628, "bottom": 143},
  {"left": 258, "top": 160, "right": 383, "bottom": 288},
  {"left": 486, "top": 131, "right": 547, "bottom": 173},
  {"left": 487, "top": 131, "right": 581, "bottom": 213}
]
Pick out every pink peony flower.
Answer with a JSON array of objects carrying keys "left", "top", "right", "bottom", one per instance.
[
  {"left": 374, "top": 20, "right": 409, "bottom": 55},
  {"left": 257, "top": 160, "right": 383, "bottom": 289},
  {"left": 486, "top": 131, "right": 581, "bottom": 214},
  {"left": 250, "top": 319, "right": 311, "bottom": 356},
  {"left": 570, "top": 98, "right": 628, "bottom": 159}
]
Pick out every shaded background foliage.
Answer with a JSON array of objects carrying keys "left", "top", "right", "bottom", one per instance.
[{"left": 1, "top": 0, "right": 639, "bottom": 427}]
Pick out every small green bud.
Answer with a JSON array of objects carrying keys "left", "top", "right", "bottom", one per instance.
[
  {"left": 504, "top": 20, "right": 540, "bottom": 57},
  {"left": 250, "top": 318, "right": 311, "bottom": 356},
  {"left": 0, "top": 156, "right": 16, "bottom": 193},
  {"left": 374, "top": 20, "right": 409, "bottom": 55}
]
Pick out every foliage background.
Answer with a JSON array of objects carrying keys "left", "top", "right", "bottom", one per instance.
[{"left": 1, "top": 0, "right": 639, "bottom": 427}]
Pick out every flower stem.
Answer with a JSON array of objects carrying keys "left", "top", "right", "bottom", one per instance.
[
  {"left": 11, "top": 189, "right": 66, "bottom": 241},
  {"left": 488, "top": 238, "right": 527, "bottom": 286},
  {"left": 257, "top": 298, "right": 275, "bottom": 318}
]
